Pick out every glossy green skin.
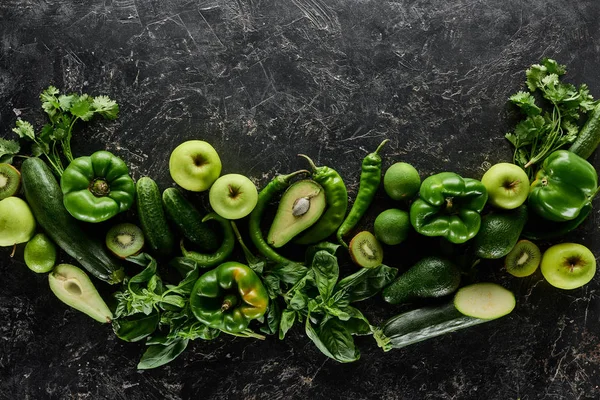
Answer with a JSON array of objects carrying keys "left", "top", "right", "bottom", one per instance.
[
  {"left": 190, "top": 262, "right": 269, "bottom": 333},
  {"left": 181, "top": 212, "right": 234, "bottom": 268},
  {"left": 61, "top": 151, "right": 135, "bottom": 223},
  {"left": 529, "top": 150, "right": 598, "bottom": 222},
  {"left": 249, "top": 170, "right": 307, "bottom": 264},
  {"left": 295, "top": 157, "right": 348, "bottom": 245},
  {"left": 410, "top": 172, "right": 488, "bottom": 244},
  {"left": 336, "top": 140, "right": 388, "bottom": 247}
]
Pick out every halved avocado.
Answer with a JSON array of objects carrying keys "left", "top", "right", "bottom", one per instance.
[
  {"left": 267, "top": 180, "right": 326, "bottom": 248},
  {"left": 48, "top": 264, "right": 113, "bottom": 323}
]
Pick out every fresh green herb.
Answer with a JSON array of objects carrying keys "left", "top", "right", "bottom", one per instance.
[
  {"left": 112, "top": 253, "right": 219, "bottom": 369},
  {"left": 11, "top": 86, "right": 119, "bottom": 176},
  {"left": 272, "top": 243, "right": 397, "bottom": 363},
  {"left": 0, "top": 138, "right": 20, "bottom": 164},
  {"left": 505, "top": 59, "right": 597, "bottom": 177}
]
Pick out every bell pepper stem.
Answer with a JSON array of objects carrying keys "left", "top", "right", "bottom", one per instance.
[{"left": 221, "top": 294, "right": 238, "bottom": 312}]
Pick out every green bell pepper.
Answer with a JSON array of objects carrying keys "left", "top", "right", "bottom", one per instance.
[
  {"left": 410, "top": 172, "right": 488, "bottom": 244},
  {"left": 61, "top": 150, "right": 135, "bottom": 223},
  {"left": 190, "top": 262, "right": 269, "bottom": 334},
  {"left": 529, "top": 150, "right": 598, "bottom": 222}
]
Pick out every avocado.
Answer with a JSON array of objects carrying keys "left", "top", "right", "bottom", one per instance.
[
  {"left": 383, "top": 256, "right": 461, "bottom": 305},
  {"left": 48, "top": 264, "right": 113, "bottom": 323},
  {"left": 267, "top": 180, "right": 326, "bottom": 248},
  {"left": 473, "top": 205, "right": 528, "bottom": 259}
]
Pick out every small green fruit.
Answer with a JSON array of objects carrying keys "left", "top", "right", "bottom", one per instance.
[
  {"left": 24, "top": 233, "right": 57, "bottom": 273},
  {"left": 383, "top": 162, "right": 421, "bottom": 201},
  {"left": 374, "top": 208, "right": 411, "bottom": 245},
  {"left": 541, "top": 243, "right": 596, "bottom": 290},
  {"left": 481, "top": 163, "right": 529, "bottom": 210},
  {"left": 0, "top": 197, "right": 36, "bottom": 247}
]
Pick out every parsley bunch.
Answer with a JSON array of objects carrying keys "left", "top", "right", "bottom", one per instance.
[
  {"left": 505, "top": 59, "right": 597, "bottom": 177},
  {"left": 11, "top": 86, "right": 119, "bottom": 176}
]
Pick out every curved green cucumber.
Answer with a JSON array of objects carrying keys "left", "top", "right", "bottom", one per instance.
[{"left": 569, "top": 102, "right": 600, "bottom": 159}]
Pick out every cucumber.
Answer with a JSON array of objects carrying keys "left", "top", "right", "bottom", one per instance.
[
  {"left": 375, "top": 283, "right": 515, "bottom": 351},
  {"left": 136, "top": 177, "right": 175, "bottom": 256},
  {"left": 162, "top": 187, "right": 219, "bottom": 252},
  {"left": 21, "top": 158, "right": 124, "bottom": 284},
  {"left": 569, "top": 102, "right": 600, "bottom": 159}
]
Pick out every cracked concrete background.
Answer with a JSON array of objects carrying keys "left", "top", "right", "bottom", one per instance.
[{"left": 2, "top": 0, "right": 600, "bottom": 398}]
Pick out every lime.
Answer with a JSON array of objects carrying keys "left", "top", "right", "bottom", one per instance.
[
  {"left": 374, "top": 208, "right": 411, "bottom": 245},
  {"left": 24, "top": 233, "right": 57, "bottom": 273},
  {"left": 383, "top": 162, "right": 421, "bottom": 201}
]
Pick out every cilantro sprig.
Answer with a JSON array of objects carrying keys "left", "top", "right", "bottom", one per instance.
[
  {"left": 11, "top": 86, "right": 119, "bottom": 176},
  {"left": 505, "top": 59, "right": 597, "bottom": 177}
]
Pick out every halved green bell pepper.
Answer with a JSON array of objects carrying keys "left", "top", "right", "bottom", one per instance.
[
  {"left": 190, "top": 262, "right": 268, "bottom": 334},
  {"left": 529, "top": 150, "right": 598, "bottom": 222},
  {"left": 61, "top": 150, "right": 135, "bottom": 223},
  {"left": 410, "top": 172, "right": 488, "bottom": 244}
]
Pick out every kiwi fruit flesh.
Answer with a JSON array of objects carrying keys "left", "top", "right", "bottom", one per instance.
[
  {"left": 0, "top": 163, "right": 21, "bottom": 200},
  {"left": 348, "top": 231, "right": 384, "bottom": 268},
  {"left": 505, "top": 239, "right": 541, "bottom": 277},
  {"left": 106, "top": 223, "right": 145, "bottom": 258}
]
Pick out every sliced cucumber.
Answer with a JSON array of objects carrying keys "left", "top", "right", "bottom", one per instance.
[{"left": 453, "top": 283, "right": 515, "bottom": 320}]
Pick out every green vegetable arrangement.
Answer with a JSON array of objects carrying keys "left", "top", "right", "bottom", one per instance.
[{"left": 3, "top": 58, "right": 600, "bottom": 370}]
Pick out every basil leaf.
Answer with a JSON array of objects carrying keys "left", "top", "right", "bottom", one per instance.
[
  {"left": 271, "top": 262, "right": 308, "bottom": 285},
  {"left": 305, "top": 316, "right": 359, "bottom": 363},
  {"left": 161, "top": 295, "right": 186, "bottom": 309},
  {"left": 334, "top": 264, "right": 398, "bottom": 303},
  {"left": 279, "top": 309, "right": 296, "bottom": 340},
  {"left": 263, "top": 274, "right": 282, "bottom": 299},
  {"left": 290, "top": 291, "right": 308, "bottom": 311},
  {"left": 312, "top": 250, "right": 339, "bottom": 301},
  {"left": 127, "top": 253, "right": 158, "bottom": 283},
  {"left": 137, "top": 339, "right": 189, "bottom": 370},
  {"left": 305, "top": 242, "right": 339, "bottom": 265},
  {"left": 112, "top": 312, "right": 159, "bottom": 342}
]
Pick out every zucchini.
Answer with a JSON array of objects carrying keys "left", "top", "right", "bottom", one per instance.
[
  {"left": 569, "top": 102, "right": 600, "bottom": 159},
  {"left": 375, "top": 283, "right": 515, "bottom": 352},
  {"left": 162, "top": 187, "right": 219, "bottom": 252},
  {"left": 136, "top": 177, "right": 174, "bottom": 256},
  {"left": 21, "top": 158, "right": 124, "bottom": 284}
]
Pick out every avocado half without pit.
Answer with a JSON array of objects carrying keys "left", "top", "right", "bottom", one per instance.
[{"left": 267, "top": 180, "right": 326, "bottom": 248}]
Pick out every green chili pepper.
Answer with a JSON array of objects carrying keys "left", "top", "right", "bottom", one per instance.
[
  {"left": 294, "top": 155, "right": 348, "bottom": 245},
  {"left": 336, "top": 139, "right": 389, "bottom": 247},
  {"left": 190, "top": 262, "right": 269, "bottom": 334},
  {"left": 181, "top": 212, "right": 234, "bottom": 268},
  {"left": 60, "top": 150, "right": 135, "bottom": 223},
  {"left": 248, "top": 170, "right": 308, "bottom": 264}
]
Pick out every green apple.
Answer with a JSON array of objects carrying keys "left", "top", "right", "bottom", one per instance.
[
  {"left": 541, "top": 243, "right": 596, "bottom": 290},
  {"left": 481, "top": 163, "right": 529, "bottom": 209},
  {"left": 209, "top": 174, "right": 258, "bottom": 220},
  {"left": 0, "top": 197, "right": 36, "bottom": 247},
  {"left": 169, "top": 140, "right": 222, "bottom": 192}
]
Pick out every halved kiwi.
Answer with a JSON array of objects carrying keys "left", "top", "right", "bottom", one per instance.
[
  {"left": 0, "top": 163, "right": 21, "bottom": 200},
  {"left": 505, "top": 239, "right": 541, "bottom": 277},
  {"left": 106, "top": 223, "right": 145, "bottom": 258},
  {"left": 349, "top": 231, "right": 384, "bottom": 268}
]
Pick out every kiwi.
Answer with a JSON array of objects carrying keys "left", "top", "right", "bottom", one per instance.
[
  {"left": 105, "top": 223, "right": 145, "bottom": 258},
  {"left": 348, "top": 231, "right": 384, "bottom": 268},
  {"left": 0, "top": 163, "right": 21, "bottom": 200},
  {"left": 505, "top": 240, "right": 541, "bottom": 277}
]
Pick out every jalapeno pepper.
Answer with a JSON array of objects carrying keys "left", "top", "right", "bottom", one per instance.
[
  {"left": 60, "top": 150, "right": 135, "bottom": 223},
  {"left": 190, "top": 262, "right": 269, "bottom": 334},
  {"left": 248, "top": 170, "right": 308, "bottom": 264},
  {"left": 294, "top": 155, "right": 348, "bottom": 245},
  {"left": 410, "top": 172, "right": 488, "bottom": 244},
  {"left": 181, "top": 212, "right": 234, "bottom": 268},
  {"left": 336, "top": 139, "right": 389, "bottom": 247}
]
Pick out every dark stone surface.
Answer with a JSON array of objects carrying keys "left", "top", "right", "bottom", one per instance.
[{"left": 2, "top": 0, "right": 600, "bottom": 398}]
